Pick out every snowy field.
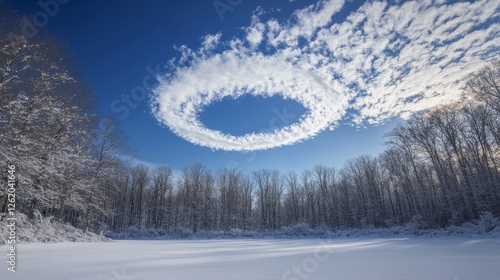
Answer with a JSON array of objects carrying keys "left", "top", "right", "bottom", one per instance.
[{"left": 1, "top": 238, "right": 500, "bottom": 280}]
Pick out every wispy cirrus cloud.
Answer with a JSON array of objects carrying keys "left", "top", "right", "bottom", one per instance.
[{"left": 151, "top": 0, "right": 499, "bottom": 151}]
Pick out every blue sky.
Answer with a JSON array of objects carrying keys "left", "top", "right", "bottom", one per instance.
[{"left": 6, "top": 0, "right": 498, "bottom": 174}]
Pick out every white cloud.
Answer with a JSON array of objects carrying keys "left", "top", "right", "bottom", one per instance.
[
  {"left": 125, "top": 156, "right": 183, "bottom": 182},
  {"left": 125, "top": 156, "right": 162, "bottom": 169},
  {"left": 152, "top": 0, "right": 499, "bottom": 151},
  {"left": 152, "top": 53, "right": 347, "bottom": 151},
  {"left": 246, "top": 15, "right": 265, "bottom": 48},
  {"left": 201, "top": 33, "right": 222, "bottom": 52}
]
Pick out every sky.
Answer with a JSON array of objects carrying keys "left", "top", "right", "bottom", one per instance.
[{"left": 5, "top": 0, "right": 499, "bottom": 175}]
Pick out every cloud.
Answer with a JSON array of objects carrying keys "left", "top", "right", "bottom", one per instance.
[
  {"left": 152, "top": 53, "right": 347, "bottom": 151},
  {"left": 125, "top": 156, "right": 162, "bottom": 169},
  {"left": 125, "top": 156, "right": 183, "bottom": 182},
  {"left": 151, "top": 0, "right": 499, "bottom": 151}
]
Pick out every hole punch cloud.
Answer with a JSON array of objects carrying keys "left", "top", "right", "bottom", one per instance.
[
  {"left": 152, "top": 54, "right": 347, "bottom": 151},
  {"left": 151, "top": 0, "right": 499, "bottom": 151}
]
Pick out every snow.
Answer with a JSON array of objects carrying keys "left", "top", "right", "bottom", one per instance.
[
  {"left": 1, "top": 238, "right": 499, "bottom": 280},
  {"left": 0, "top": 213, "right": 109, "bottom": 245},
  {"left": 106, "top": 216, "right": 500, "bottom": 240}
]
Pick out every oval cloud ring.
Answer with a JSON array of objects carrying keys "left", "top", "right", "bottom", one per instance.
[{"left": 151, "top": 54, "right": 346, "bottom": 151}]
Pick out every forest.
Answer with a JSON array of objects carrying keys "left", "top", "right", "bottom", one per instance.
[{"left": 1, "top": 5, "right": 499, "bottom": 236}]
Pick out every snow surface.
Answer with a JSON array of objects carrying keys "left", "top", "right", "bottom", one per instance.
[{"left": 1, "top": 238, "right": 499, "bottom": 280}]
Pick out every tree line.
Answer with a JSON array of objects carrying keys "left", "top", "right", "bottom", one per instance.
[{"left": 1, "top": 4, "right": 499, "bottom": 234}]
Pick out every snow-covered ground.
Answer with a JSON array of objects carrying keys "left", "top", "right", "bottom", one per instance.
[{"left": 1, "top": 238, "right": 499, "bottom": 280}]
